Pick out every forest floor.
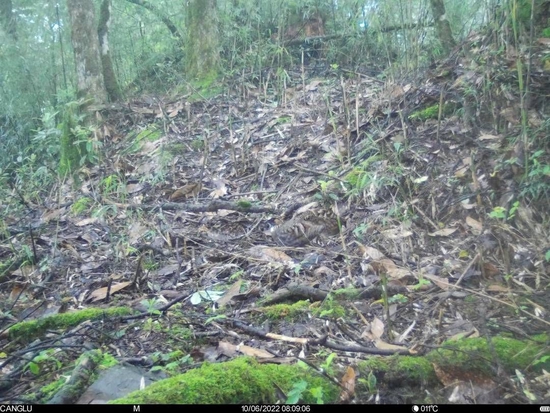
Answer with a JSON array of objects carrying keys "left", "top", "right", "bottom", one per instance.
[{"left": 1, "top": 35, "right": 550, "bottom": 404}]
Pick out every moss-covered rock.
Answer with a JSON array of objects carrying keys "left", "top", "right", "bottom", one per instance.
[
  {"left": 111, "top": 357, "right": 339, "bottom": 404},
  {"left": 358, "top": 335, "right": 550, "bottom": 389}
]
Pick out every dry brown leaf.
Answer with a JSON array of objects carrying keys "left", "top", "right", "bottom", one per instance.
[
  {"left": 89, "top": 281, "right": 132, "bottom": 302},
  {"left": 313, "top": 265, "right": 337, "bottom": 277},
  {"left": 422, "top": 273, "right": 450, "bottom": 290},
  {"left": 74, "top": 217, "right": 98, "bottom": 227},
  {"left": 386, "top": 266, "right": 411, "bottom": 279},
  {"left": 478, "top": 133, "right": 501, "bottom": 141},
  {"left": 356, "top": 243, "right": 386, "bottom": 260},
  {"left": 460, "top": 200, "right": 476, "bottom": 210},
  {"left": 218, "top": 341, "right": 238, "bottom": 357},
  {"left": 428, "top": 228, "right": 457, "bottom": 237},
  {"left": 466, "top": 216, "right": 483, "bottom": 233},
  {"left": 248, "top": 246, "right": 293, "bottom": 264},
  {"left": 339, "top": 366, "right": 356, "bottom": 402},
  {"left": 217, "top": 280, "right": 243, "bottom": 308},
  {"left": 236, "top": 344, "right": 274, "bottom": 359},
  {"left": 371, "top": 317, "right": 385, "bottom": 339},
  {"left": 128, "top": 222, "right": 147, "bottom": 245},
  {"left": 209, "top": 178, "right": 227, "bottom": 198},
  {"left": 126, "top": 183, "right": 145, "bottom": 194},
  {"left": 381, "top": 228, "right": 413, "bottom": 239},
  {"left": 486, "top": 284, "right": 509, "bottom": 293},
  {"left": 482, "top": 262, "right": 500, "bottom": 278}
]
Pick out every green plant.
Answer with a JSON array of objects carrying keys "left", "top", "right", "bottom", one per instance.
[
  {"left": 352, "top": 223, "right": 368, "bottom": 239},
  {"left": 150, "top": 350, "right": 192, "bottom": 375},
  {"left": 140, "top": 298, "right": 161, "bottom": 316},
  {"left": 100, "top": 174, "right": 125, "bottom": 197},
  {"left": 358, "top": 370, "right": 378, "bottom": 394},
  {"left": 489, "top": 201, "right": 519, "bottom": 221},
  {"left": 287, "top": 379, "right": 325, "bottom": 404},
  {"left": 388, "top": 294, "right": 408, "bottom": 304},
  {"left": 24, "top": 349, "right": 62, "bottom": 375},
  {"left": 489, "top": 206, "right": 507, "bottom": 220},
  {"left": 533, "top": 355, "right": 550, "bottom": 367},
  {"left": 287, "top": 380, "right": 308, "bottom": 404},
  {"left": 520, "top": 149, "right": 550, "bottom": 201},
  {"left": 320, "top": 353, "right": 336, "bottom": 376},
  {"left": 229, "top": 270, "right": 244, "bottom": 281},
  {"left": 71, "top": 197, "right": 92, "bottom": 215},
  {"left": 411, "top": 279, "right": 431, "bottom": 291}
]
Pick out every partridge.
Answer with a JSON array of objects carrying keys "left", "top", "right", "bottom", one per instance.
[{"left": 270, "top": 211, "right": 340, "bottom": 247}]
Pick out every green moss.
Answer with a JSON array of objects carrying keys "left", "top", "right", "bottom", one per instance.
[
  {"left": 358, "top": 335, "right": 549, "bottom": 391},
  {"left": 9, "top": 307, "right": 133, "bottom": 343},
  {"left": 99, "top": 352, "right": 119, "bottom": 369},
  {"left": 359, "top": 354, "right": 437, "bottom": 388},
  {"left": 408, "top": 103, "right": 456, "bottom": 121},
  {"left": 259, "top": 300, "right": 310, "bottom": 320},
  {"left": 137, "top": 126, "right": 162, "bottom": 142},
  {"left": 429, "top": 336, "right": 550, "bottom": 374},
  {"left": 111, "top": 357, "right": 339, "bottom": 404},
  {"left": 408, "top": 105, "right": 440, "bottom": 121},
  {"left": 236, "top": 199, "right": 252, "bottom": 208},
  {"left": 332, "top": 288, "right": 362, "bottom": 300},
  {"left": 40, "top": 378, "right": 66, "bottom": 401},
  {"left": 191, "top": 138, "right": 204, "bottom": 151}
]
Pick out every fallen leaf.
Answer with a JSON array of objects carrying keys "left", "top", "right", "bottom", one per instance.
[
  {"left": 218, "top": 341, "right": 238, "bottom": 357},
  {"left": 217, "top": 280, "right": 243, "bottom": 308},
  {"left": 428, "top": 228, "right": 457, "bottom": 237},
  {"left": 381, "top": 228, "right": 413, "bottom": 239},
  {"left": 89, "top": 281, "right": 132, "bottom": 302},
  {"left": 339, "top": 366, "right": 356, "bottom": 402},
  {"left": 248, "top": 246, "right": 294, "bottom": 264},
  {"left": 466, "top": 216, "right": 483, "bottom": 234},
  {"left": 371, "top": 317, "right": 385, "bottom": 339},
  {"left": 74, "top": 217, "right": 98, "bottom": 226},
  {"left": 356, "top": 243, "right": 386, "bottom": 260},
  {"left": 236, "top": 344, "right": 274, "bottom": 359},
  {"left": 128, "top": 222, "right": 148, "bottom": 245}
]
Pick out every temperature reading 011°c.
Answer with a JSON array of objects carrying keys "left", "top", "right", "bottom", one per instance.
[{"left": 412, "top": 405, "right": 439, "bottom": 413}]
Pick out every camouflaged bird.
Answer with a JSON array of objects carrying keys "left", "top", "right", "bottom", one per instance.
[{"left": 269, "top": 203, "right": 341, "bottom": 247}]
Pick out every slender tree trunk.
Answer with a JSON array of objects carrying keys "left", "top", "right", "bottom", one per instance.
[
  {"left": 429, "top": 0, "right": 455, "bottom": 54},
  {"left": 67, "top": 0, "right": 107, "bottom": 104},
  {"left": 63, "top": 0, "right": 107, "bottom": 175},
  {"left": 186, "top": 0, "right": 220, "bottom": 80},
  {"left": 0, "top": 0, "right": 17, "bottom": 40},
  {"left": 98, "top": 0, "right": 122, "bottom": 102}
]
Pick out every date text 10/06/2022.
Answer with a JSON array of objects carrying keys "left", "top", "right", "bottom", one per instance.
[{"left": 242, "top": 405, "right": 311, "bottom": 413}]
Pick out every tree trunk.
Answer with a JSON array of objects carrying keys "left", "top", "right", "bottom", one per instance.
[
  {"left": 429, "top": 0, "right": 455, "bottom": 54},
  {"left": 67, "top": 0, "right": 107, "bottom": 104},
  {"left": 98, "top": 0, "right": 122, "bottom": 102},
  {"left": 186, "top": 0, "right": 220, "bottom": 80},
  {"left": 0, "top": 0, "right": 17, "bottom": 40},
  {"left": 64, "top": 0, "right": 107, "bottom": 175}
]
